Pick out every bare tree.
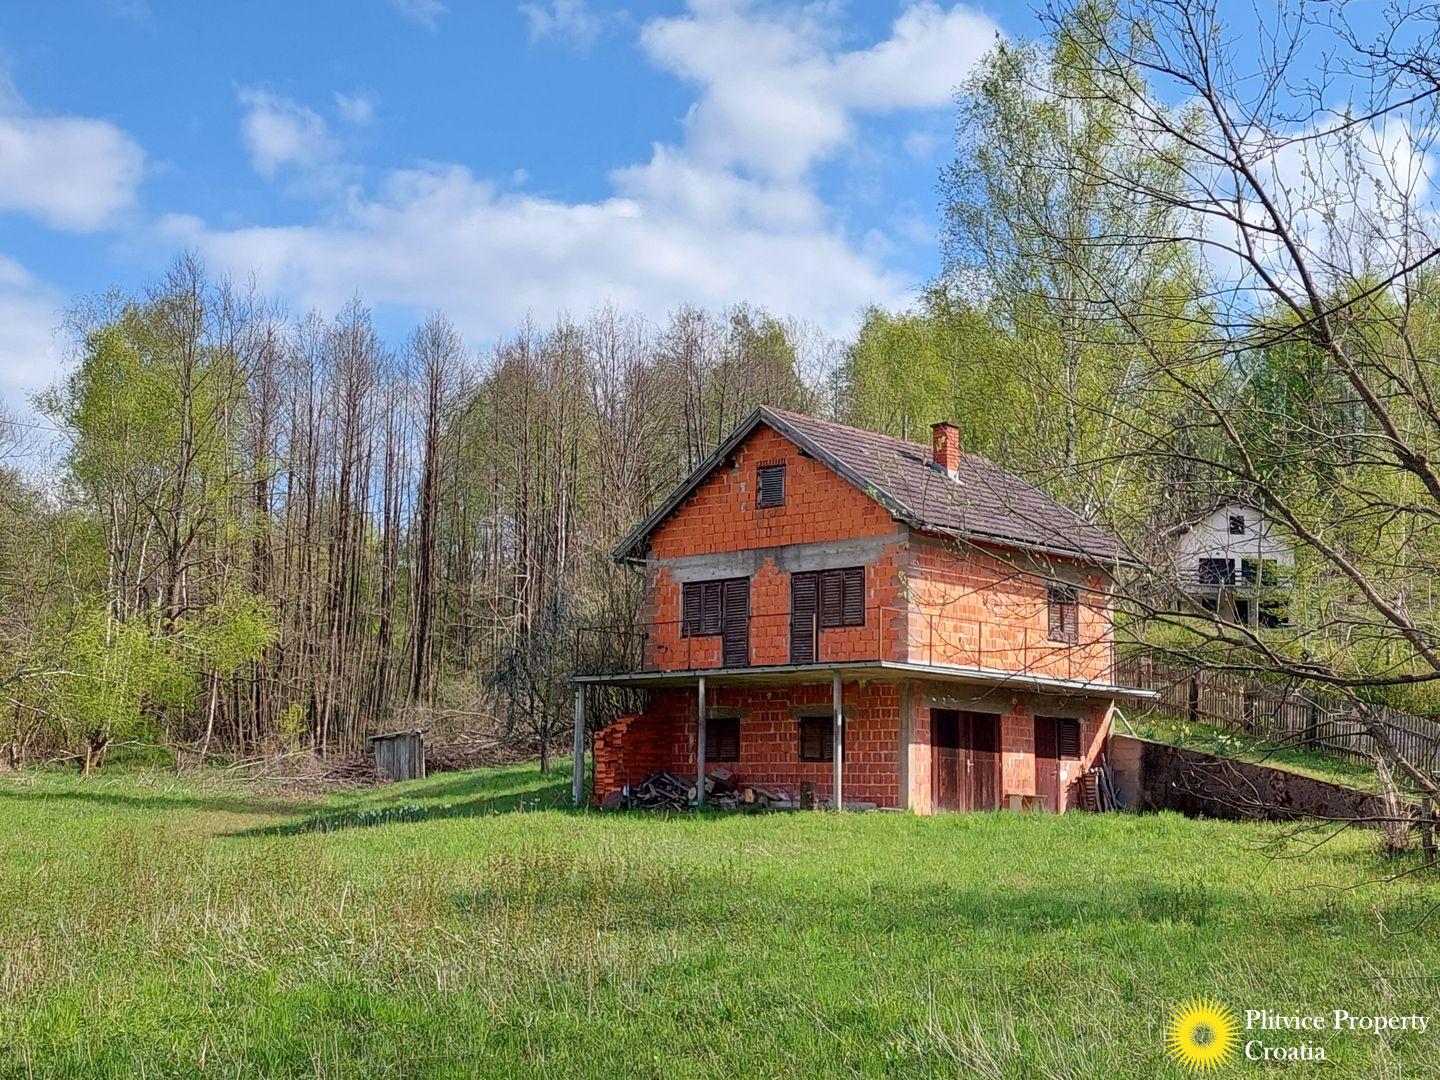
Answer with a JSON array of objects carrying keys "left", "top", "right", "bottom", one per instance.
[{"left": 1007, "top": 0, "right": 1440, "bottom": 799}]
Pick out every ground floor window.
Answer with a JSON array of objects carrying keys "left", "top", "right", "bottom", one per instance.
[
  {"left": 798, "top": 716, "right": 836, "bottom": 761},
  {"left": 705, "top": 716, "right": 741, "bottom": 761}
]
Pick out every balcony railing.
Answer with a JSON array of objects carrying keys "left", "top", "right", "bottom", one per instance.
[{"left": 575, "top": 605, "right": 1118, "bottom": 685}]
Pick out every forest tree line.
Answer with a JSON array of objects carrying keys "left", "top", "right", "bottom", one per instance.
[{"left": 2, "top": 0, "right": 1440, "bottom": 787}]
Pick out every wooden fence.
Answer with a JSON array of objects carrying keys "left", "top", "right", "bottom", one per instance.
[{"left": 1115, "top": 654, "right": 1440, "bottom": 775}]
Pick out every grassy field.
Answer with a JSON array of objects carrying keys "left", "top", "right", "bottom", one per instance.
[{"left": 2, "top": 763, "right": 1438, "bottom": 1078}]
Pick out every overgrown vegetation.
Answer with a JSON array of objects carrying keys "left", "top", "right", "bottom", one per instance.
[
  {"left": 1, "top": 762, "right": 1437, "bottom": 1077},
  {"left": 1, "top": 0, "right": 1439, "bottom": 797}
]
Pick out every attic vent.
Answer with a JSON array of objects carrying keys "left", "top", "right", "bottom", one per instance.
[{"left": 757, "top": 464, "right": 786, "bottom": 508}]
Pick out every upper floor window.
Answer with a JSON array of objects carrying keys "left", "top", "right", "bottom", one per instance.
[
  {"left": 1046, "top": 583, "right": 1079, "bottom": 643},
  {"left": 793, "top": 567, "right": 865, "bottom": 629},
  {"left": 681, "top": 577, "right": 748, "bottom": 637},
  {"left": 1198, "top": 558, "right": 1233, "bottom": 586},
  {"left": 756, "top": 463, "right": 786, "bottom": 508},
  {"left": 1228, "top": 514, "right": 1247, "bottom": 535}
]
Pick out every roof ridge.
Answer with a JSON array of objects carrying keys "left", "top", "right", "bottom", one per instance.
[
  {"left": 764, "top": 406, "right": 991, "bottom": 467},
  {"left": 614, "top": 405, "right": 1124, "bottom": 566}
]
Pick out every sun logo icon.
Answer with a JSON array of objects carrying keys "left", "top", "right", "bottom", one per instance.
[{"left": 1165, "top": 997, "right": 1239, "bottom": 1072}]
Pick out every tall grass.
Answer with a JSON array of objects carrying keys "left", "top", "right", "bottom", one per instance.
[{"left": 1, "top": 763, "right": 1437, "bottom": 1077}]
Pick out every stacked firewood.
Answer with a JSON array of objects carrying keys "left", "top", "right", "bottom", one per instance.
[{"left": 619, "top": 768, "right": 799, "bottom": 811}]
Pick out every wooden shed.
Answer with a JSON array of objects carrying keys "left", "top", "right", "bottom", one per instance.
[{"left": 370, "top": 729, "right": 426, "bottom": 783}]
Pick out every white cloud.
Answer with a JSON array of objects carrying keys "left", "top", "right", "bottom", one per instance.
[
  {"left": 237, "top": 89, "right": 336, "bottom": 179},
  {"left": 833, "top": 2, "right": 998, "bottom": 110},
  {"left": 334, "top": 91, "right": 377, "bottom": 127},
  {"left": 167, "top": 3, "right": 998, "bottom": 340},
  {"left": 641, "top": 0, "right": 998, "bottom": 179},
  {"left": 389, "top": 0, "right": 446, "bottom": 31},
  {"left": 161, "top": 160, "right": 906, "bottom": 339},
  {"left": 0, "top": 255, "right": 63, "bottom": 419},
  {"left": 521, "top": 0, "right": 608, "bottom": 52},
  {"left": 0, "top": 90, "right": 145, "bottom": 232}
]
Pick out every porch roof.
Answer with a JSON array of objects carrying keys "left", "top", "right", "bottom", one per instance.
[{"left": 572, "top": 659, "right": 1157, "bottom": 701}]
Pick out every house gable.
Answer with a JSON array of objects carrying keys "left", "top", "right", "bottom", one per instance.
[{"left": 647, "top": 424, "right": 898, "bottom": 560}]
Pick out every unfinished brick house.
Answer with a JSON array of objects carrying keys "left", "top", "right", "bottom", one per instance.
[{"left": 571, "top": 407, "right": 1151, "bottom": 812}]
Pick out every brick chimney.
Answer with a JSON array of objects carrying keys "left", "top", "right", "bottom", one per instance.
[{"left": 931, "top": 421, "right": 960, "bottom": 477}]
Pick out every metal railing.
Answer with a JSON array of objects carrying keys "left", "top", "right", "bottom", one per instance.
[{"left": 575, "top": 605, "right": 1119, "bottom": 685}]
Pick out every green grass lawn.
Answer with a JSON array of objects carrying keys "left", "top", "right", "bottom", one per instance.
[{"left": 2, "top": 763, "right": 1438, "bottom": 1078}]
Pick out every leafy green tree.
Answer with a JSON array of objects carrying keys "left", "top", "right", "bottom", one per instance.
[{"left": 938, "top": 4, "right": 1204, "bottom": 521}]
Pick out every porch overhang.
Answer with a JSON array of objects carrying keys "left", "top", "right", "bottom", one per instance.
[{"left": 571, "top": 659, "right": 1157, "bottom": 701}]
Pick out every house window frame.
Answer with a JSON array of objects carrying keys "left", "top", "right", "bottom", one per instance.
[
  {"left": 791, "top": 566, "right": 866, "bottom": 630},
  {"left": 793, "top": 708, "right": 847, "bottom": 762},
  {"left": 1046, "top": 583, "right": 1080, "bottom": 644},
  {"left": 1228, "top": 514, "right": 1247, "bottom": 535},
  {"left": 704, "top": 714, "right": 742, "bottom": 762},
  {"left": 681, "top": 576, "right": 749, "bottom": 638},
  {"left": 1197, "top": 558, "right": 1234, "bottom": 586}
]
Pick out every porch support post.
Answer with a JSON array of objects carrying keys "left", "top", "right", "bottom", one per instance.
[
  {"left": 571, "top": 685, "right": 585, "bottom": 807},
  {"left": 898, "top": 680, "right": 912, "bottom": 811},
  {"left": 696, "top": 676, "right": 707, "bottom": 808},
  {"left": 832, "top": 671, "right": 844, "bottom": 811}
]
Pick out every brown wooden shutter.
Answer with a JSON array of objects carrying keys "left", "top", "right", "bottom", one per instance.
[
  {"left": 682, "top": 582, "right": 702, "bottom": 637},
  {"left": 756, "top": 464, "right": 785, "bottom": 508},
  {"left": 798, "top": 716, "right": 834, "bottom": 761},
  {"left": 721, "top": 577, "right": 749, "bottom": 666},
  {"left": 701, "top": 580, "right": 723, "bottom": 635},
  {"left": 841, "top": 566, "right": 864, "bottom": 626},
  {"left": 819, "top": 569, "right": 843, "bottom": 628},
  {"left": 1048, "top": 584, "right": 1078, "bottom": 643},
  {"left": 1057, "top": 718, "right": 1081, "bottom": 759},
  {"left": 705, "top": 716, "right": 741, "bottom": 761},
  {"left": 790, "top": 572, "right": 817, "bottom": 663}
]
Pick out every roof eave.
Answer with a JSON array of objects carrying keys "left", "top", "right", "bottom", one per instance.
[{"left": 612, "top": 405, "right": 1133, "bottom": 571}]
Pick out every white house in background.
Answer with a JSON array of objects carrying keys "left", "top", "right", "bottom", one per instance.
[{"left": 1166, "top": 499, "right": 1294, "bottom": 627}]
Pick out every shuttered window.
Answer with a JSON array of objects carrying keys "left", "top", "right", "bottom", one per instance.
[
  {"left": 682, "top": 581, "right": 702, "bottom": 636},
  {"left": 840, "top": 566, "right": 864, "bottom": 625},
  {"left": 722, "top": 577, "right": 749, "bottom": 666},
  {"left": 756, "top": 464, "right": 786, "bottom": 508},
  {"left": 1057, "top": 718, "right": 1081, "bottom": 759},
  {"left": 790, "top": 571, "right": 818, "bottom": 663},
  {"left": 819, "top": 569, "right": 843, "bottom": 627},
  {"left": 798, "top": 716, "right": 835, "bottom": 762},
  {"left": 705, "top": 716, "right": 741, "bottom": 761},
  {"left": 794, "top": 567, "right": 865, "bottom": 630},
  {"left": 681, "top": 577, "right": 749, "bottom": 641},
  {"left": 1047, "top": 583, "right": 1079, "bottom": 643}
]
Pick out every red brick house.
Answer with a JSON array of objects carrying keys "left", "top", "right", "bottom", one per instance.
[{"left": 571, "top": 407, "right": 1151, "bottom": 812}]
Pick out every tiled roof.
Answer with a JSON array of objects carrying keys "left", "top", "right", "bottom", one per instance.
[{"left": 614, "top": 407, "right": 1125, "bottom": 565}]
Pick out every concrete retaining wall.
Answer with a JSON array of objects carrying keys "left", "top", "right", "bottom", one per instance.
[{"left": 1109, "top": 733, "right": 1393, "bottom": 823}]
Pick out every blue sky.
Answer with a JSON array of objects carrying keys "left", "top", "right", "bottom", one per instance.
[{"left": 0, "top": 0, "right": 1039, "bottom": 419}]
